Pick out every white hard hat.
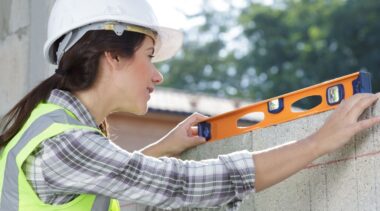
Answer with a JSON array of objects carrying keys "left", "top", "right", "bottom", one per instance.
[{"left": 43, "top": 0, "right": 183, "bottom": 65}]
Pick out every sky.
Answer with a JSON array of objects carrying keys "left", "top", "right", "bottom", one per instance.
[
  {"left": 148, "top": 0, "right": 274, "bottom": 30},
  {"left": 147, "top": 0, "right": 204, "bottom": 30}
]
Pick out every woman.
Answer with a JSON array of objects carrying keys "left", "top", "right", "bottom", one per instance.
[{"left": 0, "top": 0, "right": 379, "bottom": 210}]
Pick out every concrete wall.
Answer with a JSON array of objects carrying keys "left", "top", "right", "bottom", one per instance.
[
  {"left": 0, "top": 0, "right": 54, "bottom": 116},
  {"left": 130, "top": 102, "right": 380, "bottom": 210}
]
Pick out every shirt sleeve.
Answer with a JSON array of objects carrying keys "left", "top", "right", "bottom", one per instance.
[{"left": 40, "top": 129, "right": 255, "bottom": 209}]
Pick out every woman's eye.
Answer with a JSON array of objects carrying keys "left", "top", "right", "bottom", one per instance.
[{"left": 148, "top": 55, "right": 155, "bottom": 59}]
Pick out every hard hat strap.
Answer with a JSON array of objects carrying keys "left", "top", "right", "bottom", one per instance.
[{"left": 56, "top": 21, "right": 157, "bottom": 65}]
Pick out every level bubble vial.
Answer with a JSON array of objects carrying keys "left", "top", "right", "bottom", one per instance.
[
  {"left": 268, "top": 98, "right": 284, "bottom": 114},
  {"left": 327, "top": 84, "right": 344, "bottom": 105}
]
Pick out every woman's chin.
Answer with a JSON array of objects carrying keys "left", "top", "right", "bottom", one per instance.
[
  {"left": 132, "top": 106, "right": 148, "bottom": 116},
  {"left": 134, "top": 110, "right": 148, "bottom": 116},
  {"left": 115, "top": 104, "right": 148, "bottom": 116}
]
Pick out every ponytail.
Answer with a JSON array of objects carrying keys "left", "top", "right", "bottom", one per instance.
[{"left": 0, "top": 74, "right": 62, "bottom": 148}]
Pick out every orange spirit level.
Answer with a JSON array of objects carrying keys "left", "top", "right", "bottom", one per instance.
[{"left": 198, "top": 71, "right": 372, "bottom": 142}]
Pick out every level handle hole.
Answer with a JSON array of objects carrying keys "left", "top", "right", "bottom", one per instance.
[
  {"left": 291, "top": 95, "right": 322, "bottom": 112},
  {"left": 237, "top": 112, "right": 265, "bottom": 128}
]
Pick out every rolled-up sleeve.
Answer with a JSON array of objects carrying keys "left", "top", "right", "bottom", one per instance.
[{"left": 41, "top": 129, "right": 255, "bottom": 209}]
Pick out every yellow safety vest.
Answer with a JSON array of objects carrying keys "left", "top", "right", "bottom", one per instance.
[{"left": 0, "top": 103, "right": 120, "bottom": 211}]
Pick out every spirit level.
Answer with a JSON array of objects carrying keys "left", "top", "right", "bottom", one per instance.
[{"left": 198, "top": 71, "right": 372, "bottom": 142}]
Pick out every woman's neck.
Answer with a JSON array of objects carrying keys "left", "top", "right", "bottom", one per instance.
[{"left": 73, "top": 89, "right": 112, "bottom": 125}]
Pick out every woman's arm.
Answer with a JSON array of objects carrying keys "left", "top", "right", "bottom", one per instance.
[
  {"left": 253, "top": 93, "right": 380, "bottom": 191},
  {"left": 40, "top": 130, "right": 254, "bottom": 209}
]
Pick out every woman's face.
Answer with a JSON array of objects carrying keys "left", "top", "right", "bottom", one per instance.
[{"left": 112, "top": 37, "right": 163, "bottom": 115}]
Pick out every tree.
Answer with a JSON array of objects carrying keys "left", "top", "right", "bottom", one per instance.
[{"left": 159, "top": 0, "right": 380, "bottom": 108}]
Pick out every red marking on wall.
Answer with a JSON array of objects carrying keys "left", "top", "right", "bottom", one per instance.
[{"left": 306, "top": 149, "right": 380, "bottom": 169}]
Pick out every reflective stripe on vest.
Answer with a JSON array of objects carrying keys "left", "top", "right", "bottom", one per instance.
[{"left": 0, "top": 105, "right": 116, "bottom": 211}]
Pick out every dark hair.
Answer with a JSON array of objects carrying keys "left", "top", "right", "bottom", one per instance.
[{"left": 0, "top": 30, "right": 146, "bottom": 148}]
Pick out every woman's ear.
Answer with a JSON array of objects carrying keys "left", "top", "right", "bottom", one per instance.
[{"left": 103, "top": 51, "right": 121, "bottom": 70}]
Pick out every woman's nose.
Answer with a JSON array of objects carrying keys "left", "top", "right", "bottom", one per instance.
[{"left": 152, "top": 67, "right": 164, "bottom": 85}]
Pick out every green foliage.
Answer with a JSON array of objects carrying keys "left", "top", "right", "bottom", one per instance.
[{"left": 159, "top": 0, "right": 380, "bottom": 108}]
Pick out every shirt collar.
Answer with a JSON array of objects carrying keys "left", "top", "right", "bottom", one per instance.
[{"left": 47, "top": 89, "right": 99, "bottom": 128}]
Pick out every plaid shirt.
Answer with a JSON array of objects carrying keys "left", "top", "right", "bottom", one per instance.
[{"left": 22, "top": 89, "right": 255, "bottom": 209}]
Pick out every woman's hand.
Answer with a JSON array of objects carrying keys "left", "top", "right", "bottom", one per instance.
[
  {"left": 311, "top": 92, "right": 380, "bottom": 157},
  {"left": 141, "top": 113, "right": 208, "bottom": 157}
]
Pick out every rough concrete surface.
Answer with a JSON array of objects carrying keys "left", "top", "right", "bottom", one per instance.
[
  {"left": 0, "top": 0, "right": 53, "bottom": 116},
  {"left": 0, "top": 0, "right": 30, "bottom": 115},
  {"left": 28, "top": 0, "right": 55, "bottom": 89},
  {"left": 129, "top": 102, "right": 380, "bottom": 210},
  {"left": 0, "top": 33, "right": 29, "bottom": 115},
  {"left": 0, "top": 0, "right": 12, "bottom": 41},
  {"left": 8, "top": 0, "right": 29, "bottom": 35}
]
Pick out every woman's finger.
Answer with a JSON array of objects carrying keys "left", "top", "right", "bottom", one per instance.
[
  {"left": 190, "top": 136, "right": 207, "bottom": 144},
  {"left": 351, "top": 116, "right": 380, "bottom": 134},
  {"left": 338, "top": 93, "right": 375, "bottom": 114},
  {"left": 190, "top": 126, "right": 198, "bottom": 136},
  {"left": 332, "top": 93, "right": 375, "bottom": 121},
  {"left": 182, "top": 112, "right": 209, "bottom": 128},
  {"left": 346, "top": 94, "right": 378, "bottom": 121}
]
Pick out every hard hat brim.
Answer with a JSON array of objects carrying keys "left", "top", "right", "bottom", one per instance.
[{"left": 152, "top": 27, "right": 183, "bottom": 63}]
